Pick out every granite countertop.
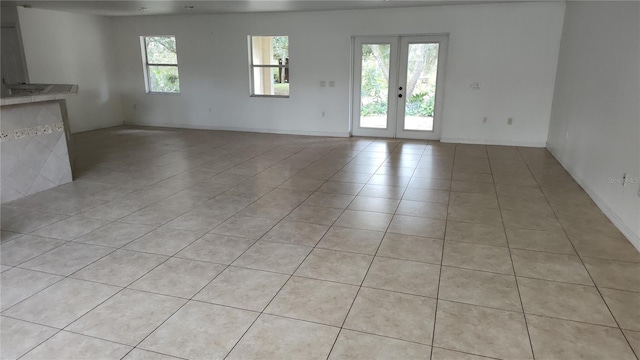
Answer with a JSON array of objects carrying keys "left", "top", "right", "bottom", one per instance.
[{"left": 0, "top": 84, "right": 78, "bottom": 106}]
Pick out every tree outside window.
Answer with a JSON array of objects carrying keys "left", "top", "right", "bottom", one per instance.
[
  {"left": 250, "top": 36, "right": 289, "bottom": 97},
  {"left": 142, "top": 36, "right": 180, "bottom": 93}
]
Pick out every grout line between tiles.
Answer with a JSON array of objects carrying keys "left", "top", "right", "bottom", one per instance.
[
  {"left": 13, "top": 139, "right": 331, "bottom": 360},
  {"left": 324, "top": 141, "right": 409, "bottom": 360},
  {"left": 492, "top": 146, "right": 537, "bottom": 360},
  {"left": 516, "top": 146, "right": 640, "bottom": 360},
  {"left": 121, "top": 143, "right": 342, "bottom": 360},
  {"left": 225, "top": 140, "right": 392, "bottom": 359},
  {"left": 6, "top": 133, "right": 638, "bottom": 360},
  {"left": 429, "top": 140, "right": 454, "bottom": 360}
]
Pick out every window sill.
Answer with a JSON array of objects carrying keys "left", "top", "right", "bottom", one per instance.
[
  {"left": 250, "top": 95, "right": 289, "bottom": 99},
  {"left": 146, "top": 92, "right": 181, "bottom": 95}
]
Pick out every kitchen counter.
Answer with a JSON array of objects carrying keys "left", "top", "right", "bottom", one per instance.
[
  {"left": 0, "top": 83, "right": 78, "bottom": 106},
  {"left": 1, "top": 84, "right": 77, "bottom": 203}
]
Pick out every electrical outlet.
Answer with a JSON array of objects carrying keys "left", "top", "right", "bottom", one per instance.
[
  {"left": 320, "top": 81, "right": 326, "bottom": 87},
  {"left": 470, "top": 82, "right": 480, "bottom": 90},
  {"left": 507, "top": 118, "right": 513, "bottom": 125},
  {"left": 483, "top": 117, "right": 488, "bottom": 124},
  {"left": 329, "top": 81, "right": 335, "bottom": 87}
]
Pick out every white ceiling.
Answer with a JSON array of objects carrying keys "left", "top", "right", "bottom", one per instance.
[{"left": 5, "top": 0, "right": 553, "bottom": 17}]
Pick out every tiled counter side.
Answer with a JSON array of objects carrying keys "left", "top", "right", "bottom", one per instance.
[{"left": 1, "top": 95, "right": 76, "bottom": 203}]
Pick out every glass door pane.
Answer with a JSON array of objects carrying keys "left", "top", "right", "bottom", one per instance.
[
  {"left": 359, "top": 43, "right": 391, "bottom": 129},
  {"left": 403, "top": 43, "right": 439, "bottom": 131}
]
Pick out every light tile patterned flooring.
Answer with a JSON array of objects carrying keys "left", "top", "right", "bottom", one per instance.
[{"left": 1, "top": 126, "right": 639, "bottom": 360}]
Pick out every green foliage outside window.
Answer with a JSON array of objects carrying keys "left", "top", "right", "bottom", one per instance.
[
  {"left": 272, "top": 36, "right": 289, "bottom": 64},
  {"left": 407, "top": 92, "right": 435, "bottom": 117},
  {"left": 144, "top": 36, "right": 180, "bottom": 93},
  {"left": 148, "top": 66, "right": 180, "bottom": 93},
  {"left": 360, "top": 43, "right": 438, "bottom": 117},
  {"left": 360, "top": 44, "right": 390, "bottom": 116}
]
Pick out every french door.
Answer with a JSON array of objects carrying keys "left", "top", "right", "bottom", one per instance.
[{"left": 351, "top": 35, "right": 448, "bottom": 139}]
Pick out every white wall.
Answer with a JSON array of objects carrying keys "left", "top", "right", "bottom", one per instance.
[
  {"left": 547, "top": 2, "right": 640, "bottom": 246},
  {"left": 17, "top": 7, "right": 123, "bottom": 133},
  {"left": 1, "top": 5, "right": 20, "bottom": 23},
  {"left": 112, "top": 2, "right": 565, "bottom": 145},
  {"left": 1, "top": 5, "right": 29, "bottom": 85}
]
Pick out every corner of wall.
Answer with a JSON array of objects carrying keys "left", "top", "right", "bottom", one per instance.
[
  {"left": 545, "top": 0, "right": 569, "bottom": 150},
  {"left": 547, "top": 146, "right": 640, "bottom": 253},
  {"left": 18, "top": 7, "right": 126, "bottom": 133},
  {"left": 546, "top": 1, "right": 640, "bottom": 252}
]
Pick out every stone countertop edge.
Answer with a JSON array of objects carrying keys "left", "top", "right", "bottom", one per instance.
[{"left": 0, "top": 84, "right": 78, "bottom": 106}]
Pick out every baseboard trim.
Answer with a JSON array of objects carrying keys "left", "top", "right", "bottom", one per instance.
[
  {"left": 441, "top": 137, "right": 547, "bottom": 147},
  {"left": 547, "top": 146, "right": 640, "bottom": 253},
  {"left": 124, "top": 120, "right": 350, "bottom": 138},
  {"left": 71, "top": 120, "right": 125, "bottom": 134}
]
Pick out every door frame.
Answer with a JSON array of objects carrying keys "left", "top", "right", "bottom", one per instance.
[
  {"left": 395, "top": 35, "right": 448, "bottom": 140},
  {"left": 350, "top": 34, "right": 449, "bottom": 140},
  {"left": 350, "top": 36, "right": 399, "bottom": 138}
]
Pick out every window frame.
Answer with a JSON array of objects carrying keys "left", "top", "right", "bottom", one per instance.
[
  {"left": 140, "top": 35, "right": 181, "bottom": 95},
  {"left": 248, "top": 35, "right": 290, "bottom": 98}
]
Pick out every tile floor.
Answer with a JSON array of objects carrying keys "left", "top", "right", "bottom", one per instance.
[{"left": 1, "top": 126, "right": 639, "bottom": 360}]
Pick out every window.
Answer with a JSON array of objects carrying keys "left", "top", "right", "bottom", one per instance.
[
  {"left": 249, "top": 36, "right": 289, "bottom": 97},
  {"left": 141, "top": 36, "right": 180, "bottom": 94}
]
